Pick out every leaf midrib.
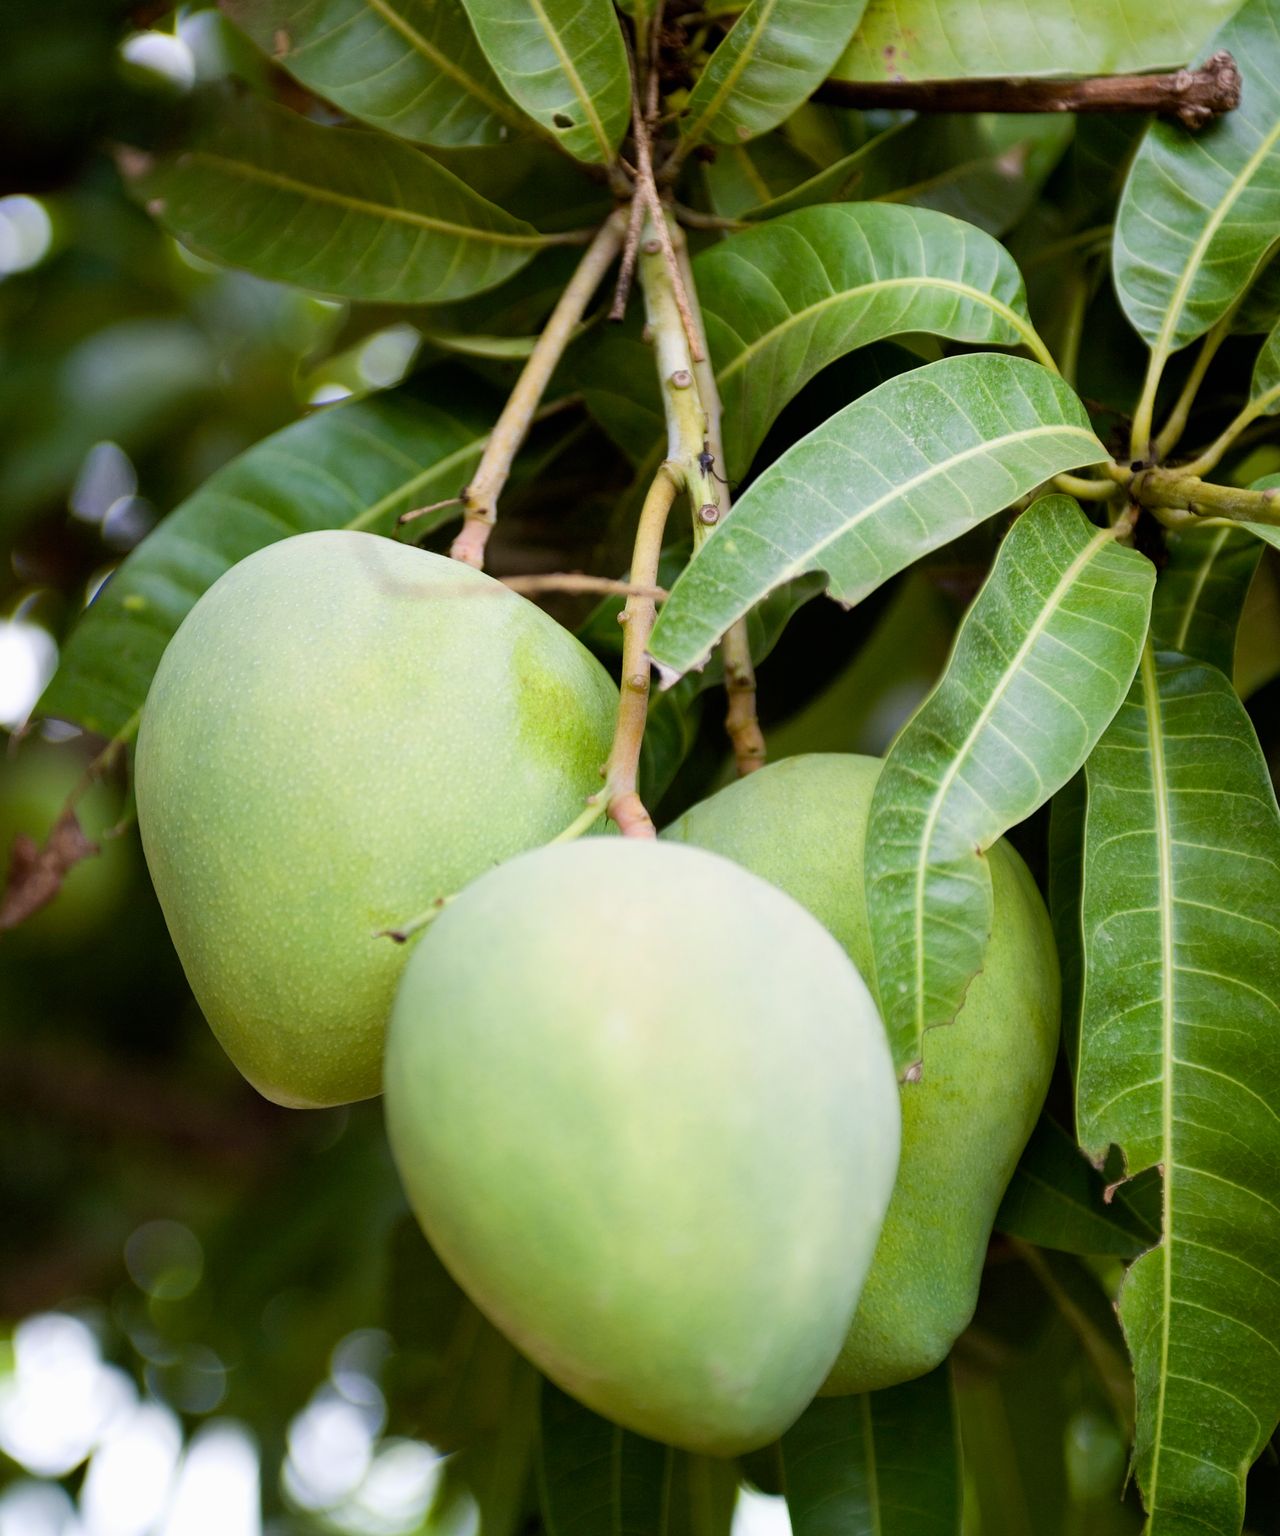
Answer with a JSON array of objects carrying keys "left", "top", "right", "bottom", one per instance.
[
  {"left": 681, "top": 0, "right": 781, "bottom": 148},
  {"left": 756, "top": 419, "right": 1102, "bottom": 593},
  {"left": 714, "top": 275, "right": 1039, "bottom": 389},
  {"left": 360, "top": 0, "right": 526, "bottom": 125},
  {"left": 527, "top": 0, "right": 614, "bottom": 162},
  {"left": 1137, "top": 641, "right": 1177, "bottom": 1517},
  {"left": 910, "top": 521, "right": 1118, "bottom": 1034},
  {"left": 1149, "top": 114, "right": 1280, "bottom": 367},
  {"left": 185, "top": 151, "right": 546, "bottom": 247}
]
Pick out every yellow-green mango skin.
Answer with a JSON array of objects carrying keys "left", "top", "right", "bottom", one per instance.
[
  {"left": 664, "top": 753, "right": 1060, "bottom": 1394},
  {"left": 135, "top": 530, "right": 617, "bottom": 1110},
  {"left": 384, "top": 838, "right": 901, "bottom": 1455}
]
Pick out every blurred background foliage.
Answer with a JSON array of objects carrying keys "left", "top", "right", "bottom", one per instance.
[{"left": 4, "top": 4, "right": 1280, "bottom": 1535}]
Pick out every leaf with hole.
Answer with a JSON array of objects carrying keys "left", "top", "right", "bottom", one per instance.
[
  {"left": 866, "top": 496, "right": 1154, "bottom": 1070},
  {"left": 648, "top": 356, "right": 1106, "bottom": 679},
  {"left": 136, "top": 93, "right": 551, "bottom": 303},
  {"left": 459, "top": 0, "right": 630, "bottom": 164},
  {"left": 1075, "top": 647, "right": 1280, "bottom": 1534},
  {"left": 222, "top": 0, "right": 525, "bottom": 148},
  {"left": 695, "top": 202, "right": 1053, "bottom": 478},
  {"left": 1112, "top": 0, "right": 1280, "bottom": 363},
  {"left": 678, "top": 0, "right": 869, "bottom": 152},
  {"left": 40, "top": 380, "right": 497, "bottom": 740}
]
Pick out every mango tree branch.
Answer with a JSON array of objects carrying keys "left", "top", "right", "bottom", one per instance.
[
  {"left": 813, "top": 51, "right": 1241, "bottom": 131},
  {"left": 1131, "top": 466, "right": 1280, "bottom": 526},
  {"left": 601, "top": 465, "right": 681, "bottom": 838},
  {"left": 675, "top": 239, "right": 766, "bottom": 776},
  {"left": 450, "top": 208, "right": 629, "bottom": 569}
]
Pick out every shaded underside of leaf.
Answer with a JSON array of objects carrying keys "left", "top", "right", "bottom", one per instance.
[
  {"left": 1113, "top": 0, "right": 1280, "bottom": 357},
  {"left": 649, "top": 355, "right": 1105, "bottom": 679},
  {"left": 137, "top": 92, "right": 545, "bottom": 303},
  {"left": 995, "top": 1115, "right": 1159, "bottom": 1260},
  {"left": 1149, "top": 523, "right": 1263, "bottom": 676},
  {"left": 865, "top": 496, "right": 1154, "bottom": 1068},
  {"left": 222, "top": 0, "right": 525, "bottom": 147},
  {"left": 781, "top": 1365, "right": 961, "bottom": 1535},
  {"left": 460, "top": 0, "right": 630, "bottom": 164},
  {"left": 833, "top": 0, "right": 1238, "bottom": 80},
  {"left": 1076, "top": 647, "right": 1280, "bottom": 1534},
  {"left": 695, "top": 201, "right": 1042, "bottom": 478},
  {"left": 41, "top": 383, "right": 494, "bottom": 738},
  {"left": 678, "top": 0, "right": 868, "bottom": 151}
]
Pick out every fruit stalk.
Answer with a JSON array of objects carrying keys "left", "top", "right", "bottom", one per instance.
[{"left": 451, "top": 207, "right": 630, "bottom": 569}]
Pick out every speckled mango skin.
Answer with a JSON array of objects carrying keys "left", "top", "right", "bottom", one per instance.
[
  {"left": 135, "top": 530, "right": 617, "bottom": 1109},
  {"left": 665, "top": 754, "right": 1060, "bottom": 1394},
  {"left": 384, "top": 838, "right": 901, "bottom": 1454}
]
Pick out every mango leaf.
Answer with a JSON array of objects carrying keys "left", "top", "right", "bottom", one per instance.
[
  {"left": 833, "top": 0, "right": 1237, "bottom": 80},
  {"left": 678, "top": 0, "right": 868, "bottom": 152},
  {"left": 702, "top": 135, "right": 821, "bottom": 221},
  {"left": 432, "top": 1363, "right": 540, "bottom": 1535},
  {"left": 1113, "top": 0, "right": 1280, "bottom": 364},
  {"left": 383, "top": 1216, "right": 526, "bottom": 1451},
  {"left": 1076, "top": 646, "right": 1280, "bottom": 1535},
  {"left": 135, "top": 94, "right": 551, "bottom": 303},
  {"left": 747, "top": 115, "right": 1072, "bottom": 238},
  {"left": 1248, "top": 315, "right": 1280, "bottom": 414},
  {"left": 1150, "top": 524, "right": 1264, "bottom": 675},
  {"left": 995, "top": 1116, "right": 1159, "bottom": 1260},
  {"left": 697, "top": 202, "right": 1052, "bottom": 479},
  {"left": 40, "top": 380, "right": 496, "bottom": 739},
  {"left": 221, "top": 0, "right": 526, "bottom": 148},
  {"left": 1242, "top": 471, "right": 1280, "bottom": 553},
  {"left": 866, "top": 496, "right": 1154, "bottom": 1070},
  {"left": 780, "top": 1366, "right": 961, "bottom": 1536},
  {"left": 537, "top": 1383, "right": 736, "bottom": 1536},
  {"left": 649, "top": 356, "right": 1105, "bottom": 680},
  {"left": 1048, "top": 772, "right": 1088, "bottom": 1076},
  {"left": 459, "top": 0, "right": 630, "bottom": 165}
]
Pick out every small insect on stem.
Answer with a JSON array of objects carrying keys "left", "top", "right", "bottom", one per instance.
[{"left": 697, "top": 440, "right": 733, "bottom": 488}]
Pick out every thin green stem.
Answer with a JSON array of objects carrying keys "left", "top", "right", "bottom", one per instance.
[
  {"left": 1131, "top": 350, "right": 1165, "bottom": 463},
  {"left": 1179, "top": 383, "right": 1280, "bottom": 478},
  {"left": 451, "top": 208, "right": 628, "bottom": 569},
  {"left": 1055, "top": 471, "right": 1127, "bottom": 501},
  {"left": 1153, "top": 312, "right": 1236, "bottom": 462}
]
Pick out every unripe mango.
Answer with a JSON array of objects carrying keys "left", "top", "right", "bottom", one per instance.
[
  {"left": 665, "top": 754, "right": 1059, "bottom": 1393},
  {"left": 384, "top": 838, "right": 901, "bottom": 1454},
  {"left": 135, "top": 530, "right": 616, "bottom": 1109}
]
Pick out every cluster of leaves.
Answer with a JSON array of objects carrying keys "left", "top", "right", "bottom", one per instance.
[{"left": 11, "top": 0, "right": 1280, "bottom": 1532}]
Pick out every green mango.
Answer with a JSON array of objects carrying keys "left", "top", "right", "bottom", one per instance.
[
  {"left": 664, "top": 753, "right": 1060, "bottom": 1393},
  {"left": 384, "top": 838, "right": 901, "bottom": 1454},
  {"left": 135, "top": 530, "right": 616, "bottom": 1109}
]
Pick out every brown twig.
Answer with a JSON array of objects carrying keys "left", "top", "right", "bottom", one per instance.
[
  {"left": 609, "top": 194, "right": 646, "bottom": 321},
  {"left": 502, "top": 573, "right": 668, "bottom": 600},
  {"left": 450, "top": 209, "right": 629, "bottom": 570},
  {"left": 398, "top": 495, "right": 462, "bottom": 527},
  {"left": 813, "top": 51, "right": 1241, "bottom": 131}
]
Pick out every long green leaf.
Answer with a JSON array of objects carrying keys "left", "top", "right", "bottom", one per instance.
[
  {"left": 1113, "top": 0, "right": 1280, "bottom": 363},
  {"left": 780, "top": 1366, "right": 961, "bottom": 1536},
  {"left": 1076, "top": 647, "right": 1280, "bottom": 1534},
  {"left": 537, "top": 1383, "right": 736, "bottom": 1536},
  {"left": 746, "top": 115, "right": 1072, "bottom": 238},
  {"left": 697, "top": 202, "right": 1051, "bottom": 478},
  {"left": 1248, "top": 315, "right": 1280, "bottom": 413},
  {"left": 995, "top": 1116, "right": 1159, "bottom": 1260},
  {"left": 833, "top": 0, "right": 1237, "bottom": 80},
  {"left": 222, "top": 0, "right": 525, "bottom": 147},
  {"left": 137, "top": 94, "right": 548, "bottom": 303},
  {"left": 865, "top": 496, "right": 1154, "bottom": 1070},
  {"left": 40, "top": 381, "right": 495, "bottom": 738},
  {"left": 678, "top": 0, "right": 868, "bottom": 151},
  {"left": 702, "top": 135, "right": 821, "bottom": 220},
  {"left": 1149, "top": 524, "right": 1264, "bottom": 676},
  {"left": 460, "top": 0, "right": 630, "bottom": 165},
  {"left": 649, "top": 356, "right": 1105, "bottom": 679}
]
